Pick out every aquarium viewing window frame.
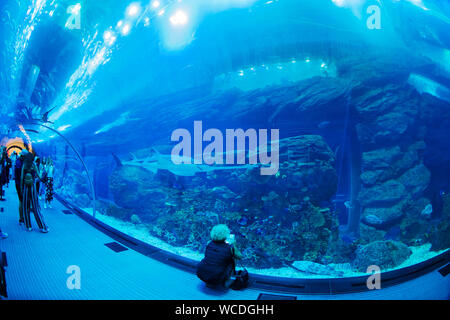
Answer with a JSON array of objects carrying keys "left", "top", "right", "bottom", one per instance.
[{"left": 55, "top": 194, "right": 450, "bottom": 295}]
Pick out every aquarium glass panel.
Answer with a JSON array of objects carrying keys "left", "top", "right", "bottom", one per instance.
[{"left": 1, "top": 0, "right": 449, "bottom": 278}]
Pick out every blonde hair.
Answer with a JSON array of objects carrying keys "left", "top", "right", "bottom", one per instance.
[{"left": 210, "top": 224, "right": 230, "bottom": 242}]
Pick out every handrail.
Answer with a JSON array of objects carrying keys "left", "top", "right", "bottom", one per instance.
[{"left": 30, "top": 122, "right": 97, "bottom": 218}]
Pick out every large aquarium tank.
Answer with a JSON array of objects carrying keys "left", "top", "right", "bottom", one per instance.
[{"left": 1, "top": 0, "right": 449, "bottom": 279}]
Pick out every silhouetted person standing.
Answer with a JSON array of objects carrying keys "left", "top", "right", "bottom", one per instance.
[{"left": 21, "top": 151, "right": 48, "bottom": 233}]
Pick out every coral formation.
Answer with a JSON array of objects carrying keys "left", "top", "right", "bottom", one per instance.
[{"left": 353, "top": 240, "right": 412, "bottom": 272}]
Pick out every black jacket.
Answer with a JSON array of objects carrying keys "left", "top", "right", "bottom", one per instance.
[{"left": 196, "top": 241, "right": 235, "bottom": 285}]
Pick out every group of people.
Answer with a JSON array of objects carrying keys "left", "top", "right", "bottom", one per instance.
[{"left": 0, "top": 144, "right": 55, "bottom": 238}]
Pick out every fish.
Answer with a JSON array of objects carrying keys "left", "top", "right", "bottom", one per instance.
[
  {"left": 407, "top": 74, "right": 450, "bottom": 102},
  {"left": 421, "top": 204, "right": 433, "bottom": 218},
  {"left": 165, "top": 202, "right": 177, "bottom": 207},
  {"left": 317, "top": 121, "right": 331, "bottom": 129},
  {"left": 95, "top": 111, "right": 140, "bottom": 135},
  {"left": 363, "top": 214, "right": 384, "bottom": 226},
  {"left": 344, "top": 201, "right": 353, "bottom": 209},
  {"left": 237, "top": 216, "right": 249, "bottom": 226},
  {"left": 41, "top": 106, "right": 56, "bottom": 124},
  {"left": 112, "top": 148, "right": 256, "bottom": 177}
]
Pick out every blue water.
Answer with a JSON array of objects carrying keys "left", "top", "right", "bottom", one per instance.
[{"left": 1, "top": 0, "right": 449, "bottom": 275}]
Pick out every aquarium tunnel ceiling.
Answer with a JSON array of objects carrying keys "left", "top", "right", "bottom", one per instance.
[
  {"left": 1, "top": 0, "right": 450, "bottom": 280},
  {"left": 0, "top": 0, "right": 448, "bottom": 154}
]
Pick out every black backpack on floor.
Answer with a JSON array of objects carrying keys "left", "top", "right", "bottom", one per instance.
[{"left": 230, "top": 269, "right": 249, "bottom": 290}]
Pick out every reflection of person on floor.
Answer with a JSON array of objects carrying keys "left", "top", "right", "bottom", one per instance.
[
  {"left": 44, "top": 158, "right": 54, "bottom": 209},
  {"left": 196, "top": 224, "right": 242, "bottom": 288},
  {"left": 20, "top": 150, "right": 48, "bottom": 233}
]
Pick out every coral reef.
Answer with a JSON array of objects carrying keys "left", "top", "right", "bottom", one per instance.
[
  {"left": 106, "top": 134, "right": 340, "bottom": 268},
  {"left": 353, "top": 240, "right": 412, "bottom": 272}
]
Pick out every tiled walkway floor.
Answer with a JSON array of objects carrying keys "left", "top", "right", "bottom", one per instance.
[{"left": 0, "top": 184, "right": 448, "bottom": 299}]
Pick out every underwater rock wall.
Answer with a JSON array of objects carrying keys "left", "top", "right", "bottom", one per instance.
[
  {"left": 354, "top": 83, "right": 430, "bottom": 232},
  {"left": 340, "top": 52, "right": 449, "bottom": 253}
]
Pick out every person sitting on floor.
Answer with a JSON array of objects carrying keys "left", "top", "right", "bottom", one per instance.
[{"left": 196, "top": 224, "right": 242, "bottom": 288}]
